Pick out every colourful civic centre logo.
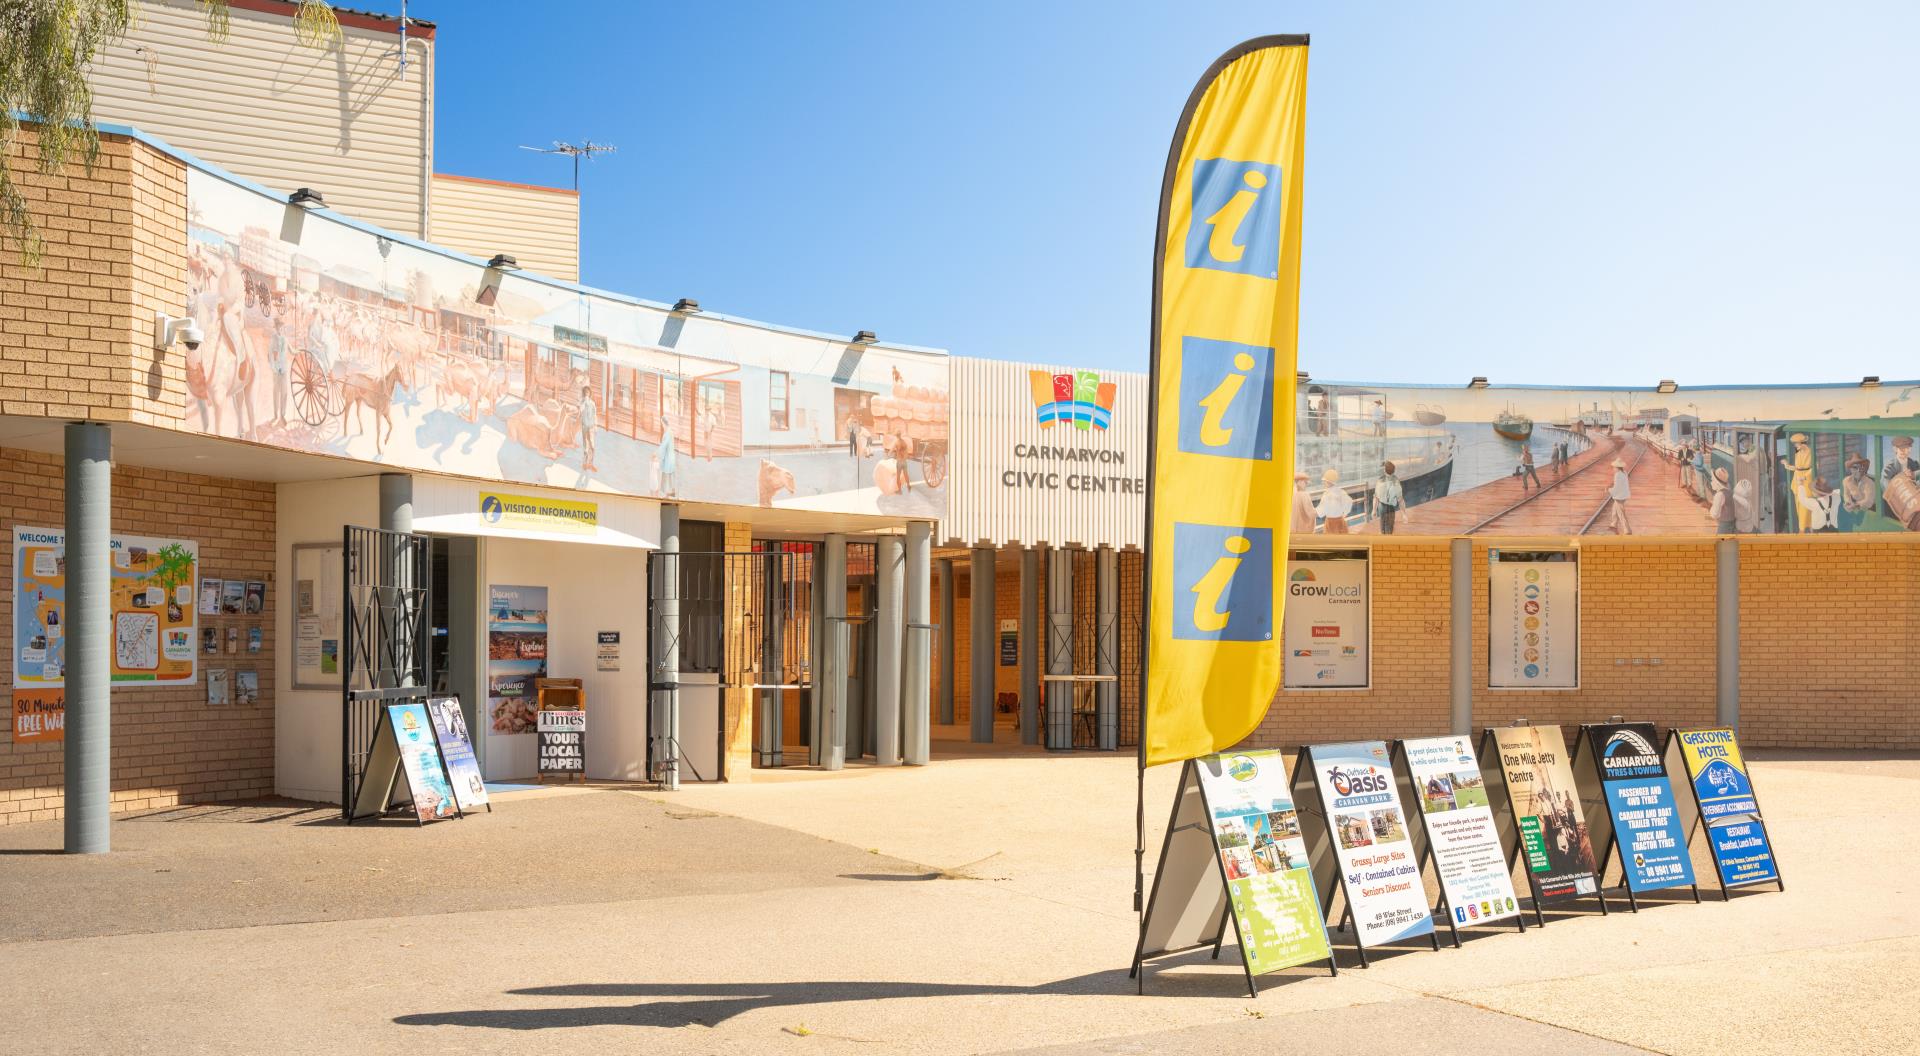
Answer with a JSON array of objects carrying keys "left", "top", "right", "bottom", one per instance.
[
  {"left": 1177, "top": 337, "right": 1275, "bottom": 460},
  {"left": 1172, "top": 523, "right": 1273, "bottom": 641},
  {"left": 1185, "top": 158, "right": 1284, "bottom": 278},
  {"left": 1028, "top": 369, "right": 1115, "bottom": 431}
]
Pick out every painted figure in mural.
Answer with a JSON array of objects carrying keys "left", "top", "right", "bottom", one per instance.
[
  {"left": 1691, "top": 444, "right": 1711, "bottom": 503},
  {"left": 1806, "top": 477, "right": 1841, "bottom": 532},
  {"left": 1608, "top": 457, "right": 1633, "bottom": 535},
  {"left": 341, "top": 366, "right": 404, "bottom": 456},
  {"left": 758, "top": 460, "right": 797, "bottom": 506},
  {"left": 1711, "top": 468, "right": 1737, "bottom": 534},
  {"left": 1376, "top": 460, "right": 1404, "bottom": 535},
  {"left": 1518, "top": 445, "right": 1541, "bottom": 491},
  {"left": 577, "top": 382, "right": 599, "bottom": 473},
  {"left": 267, "top": 294, "right": 293, "bottom": 428},
  {"left": 1369, "top": 398, "right": 1388, "bottom": 437},
  {"left": 1316, "top": 468, "right": 1352, "bottom": 534},
  {"left": 656, "top": 411, "right": 679, "bottom": 498},
  {"left": 1732, "top": 478, "right": 1758, "bottom": 533},
  {"left": 1780, "top": 432, "right": 1815, "bottom": 533},
  {"left": 1884, "top": 436, "right": 1919, "bottom": 487},
  {"left": 1842, "top": 455, "right": 1877, "bottom": 532},
  {"left": 846, "top": 414, "right": 861, "bottom": 460},
  {"left": 1291, "top": 471, "right": 1317, "bottom": 535}
]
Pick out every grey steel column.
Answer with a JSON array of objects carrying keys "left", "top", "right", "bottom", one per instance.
[
  {"left": 937, "top": 558, "right": 956, "bottom": 726},
  {"left": 902, "top": 523, "right": 932, "bottom": 766},
  {"left": 874, "top": 536, "right": 905, "bottom": 765},
  {"left": 1018, "top": 547, "right": 1041, "bottom": 745},
  {"left": 808, "top": 547, "right": 826, "bottom": 766},
  {"left": 1716, "top": 538, "right": 1739, "bottom": 730},
  {"left": 64, "top": 423, "right": 111, "bottom": 854},
  {"left": 654, "top": 505, "right": 681, "bottom": 790},
  {"left": 821, "top": 535, "right": 849, "bottom": 769},
  {"left": 377, "top": 472, "right": 413, "bottom": 533},
  {"left": 1096, "top": 545, "right": 1119, "bottom": 751},
  {"left": 1450, "top": 537, "right": 1473, "bottom": 736},
  {"left": 1046, "top": 548, "right": 1075, "bottom": 750},
  {"left": 969, "top": 548, "right": 996, "bottom": 743}
]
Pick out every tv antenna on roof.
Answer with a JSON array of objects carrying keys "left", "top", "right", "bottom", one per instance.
[{"left": 518, "top": 140, "right": 618, "bottom": 192}]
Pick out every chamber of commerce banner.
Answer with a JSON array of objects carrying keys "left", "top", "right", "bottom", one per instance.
[
  {"left": 1672, "top": 728, "right": 1780, "bottom": 887},
  {"left": 1144, "top": 36, "right": 1309, "bottom": 765},
  {"left": 1488, "top": 550, "right": 1577, "bottom": 689},
  {"left": 1491, "top": 725, "right": 1600, "bottom": 904},
  {"left": 1304, "top": 741, "right": 1433, "bottom": 945},
  {"left": 1282, "top": 549, "right": 1368, "bottom": 689},
  {"left": 1401, "top": 735, "right": 1522, "bottom": 925},
  {"left": 1587, "top": 722, "right": 1695, "bottom": 892}
]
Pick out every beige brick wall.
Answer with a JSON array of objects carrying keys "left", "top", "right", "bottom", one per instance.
[
  {"left": 1739, "top": 538, "right": 1917, "bottom": 749},
  {"left": 0, "top": 447, "right": 276, "bottom": 824},
  {"left": 1, "top": 128, "right": 189, "bottom": 425}
]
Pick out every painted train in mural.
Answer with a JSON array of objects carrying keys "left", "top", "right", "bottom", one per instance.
[
  {"left": 1288, "top": 382, "right": 1920, "bottom": 537},
  {"left": 179, "top": 169, "right": 950, "bottom": 518}
]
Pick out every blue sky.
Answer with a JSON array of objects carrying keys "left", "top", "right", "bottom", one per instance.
[{"left": 421, "top": 2, "right": 1917, "bottom": 385}]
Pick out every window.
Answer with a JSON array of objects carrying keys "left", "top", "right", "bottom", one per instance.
[{"left": 769, "top": 371, "right": 790, "bottom": 431}]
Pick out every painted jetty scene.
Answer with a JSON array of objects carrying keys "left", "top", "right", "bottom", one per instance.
[{"left": 1290, "top": 382, "right": 1920, "bottom": 537}]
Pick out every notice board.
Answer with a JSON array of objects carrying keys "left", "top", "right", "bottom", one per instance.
[{"left": 12, "top": 527, "right": 198, "bottom": 688}]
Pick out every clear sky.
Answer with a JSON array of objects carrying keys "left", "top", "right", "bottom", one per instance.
[{"left": 420, "top": 1, "right": 1918, "bottom": 386}]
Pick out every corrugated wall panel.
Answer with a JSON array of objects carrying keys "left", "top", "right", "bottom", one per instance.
[
  {"left": 90, "top": 0, "right": 431, "bottom": 236},
  {"left": 938, "top": 357, "right": 1146, "bottom": 551},
  {"left": 429, "top": 174, "right": 581, "bottom": 282}
]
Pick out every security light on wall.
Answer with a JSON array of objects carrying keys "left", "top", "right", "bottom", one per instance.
[
  {"left": 288, "top": 187, "right": 327, "bottom": 209},
  {"left": 1862, "top": 376, "right": 1881, "bottom": 388},
  {"left": 154, "top": 311, "right": 204, "bottom": 352},
  {"left": 1468, "top": 377, "right": 1489, "bottom": 389},
  {"left": 672, "top": 298, "right": 701, "bottom": 314},
  {"left": 1656, "top": 379, "right": 1679, "bottom": 394},
  {"left": 486, "top": 254, "right": 520, "bottom": 272},
  {"left": 852, "top": 330, "right": 878, "bottom": 345}
]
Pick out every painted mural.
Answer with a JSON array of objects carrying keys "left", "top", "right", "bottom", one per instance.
[
  {"left": 1288, "top": 381, "right": 1920, "bottom": 537},
  {"left": 181, "top": 169, "right": 950, "bottom": 518}
]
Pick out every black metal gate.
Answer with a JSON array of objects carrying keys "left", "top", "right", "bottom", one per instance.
[
  {"left": 341, "top": 524, "right": 434, "bottom": 820},
  {"left": 646, "top": 543, "right": 821, "bottom": 780}
]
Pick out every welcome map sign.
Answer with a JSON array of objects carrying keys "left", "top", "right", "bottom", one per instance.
[
  {"left": 1196, "top": 752, "right": 1334, "bottom": 974},
  {"left": 1402, "top": 735, "right": 1522, "bottom": 926},
  {"left": 1673, "top": 728, "right": 1779, "bottom": 888},
  {"left": 12, "top": 527, "right": 199, "bottom": 690},
  {"left": 1588, "top": 723, "right": 1695, "bottom": 892},
  {"left": 1305, "top": 741, "right": 1434, "bottom": 946}
]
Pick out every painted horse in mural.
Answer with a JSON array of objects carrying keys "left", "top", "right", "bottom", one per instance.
[
  {"left": 339, "top": 365, "right": 405, "bottom": 456},
  {"left": 505, "top": 399, "right": 580, "bottom": 460},
  {"left": 758, "top": 459, "right": 797, "bottom": 506}
]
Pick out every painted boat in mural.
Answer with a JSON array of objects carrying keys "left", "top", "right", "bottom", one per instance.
[
  {"left": 1296, "top": 385, "right": 1456, "bottom": 528},
  {"left": 1413, "top": 403, "right": 1447, "bottom": 426},
  {"left": 1493, "top": 407, "right": 1534, "bottom": 442}
]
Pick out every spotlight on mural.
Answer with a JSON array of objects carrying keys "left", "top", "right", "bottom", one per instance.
[{"left": 182, "top": 170, "right": 949, "bottom": 519}]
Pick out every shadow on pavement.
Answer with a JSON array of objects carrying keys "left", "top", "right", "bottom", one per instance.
[{"left": 394, "top": 973, "right": 1130, "bottom": 1031}]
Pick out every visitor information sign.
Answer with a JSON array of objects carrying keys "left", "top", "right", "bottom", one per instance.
[
  {"left": 1401, "top": 735, "right": 1522, "bottom": 928},
  {"left": 1197, "top": 753, "right": 1334, "bottom": 973},
  {"left": 1587, "top": 723, "right": 1694, "bottom": 893},
  {"left": 1303, "top": 741, "right": 1434, "bottom": 946},
  {"left": 1488, "top": 550, "right": 1577, "bottom": 688},
  {"left": 1671, "top": 728, "right": 1780, "bottom": 889},
  {"left": 1490, "top": 725, "right": 1601, "bottom": 904}
]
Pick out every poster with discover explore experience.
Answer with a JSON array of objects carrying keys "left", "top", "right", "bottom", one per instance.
[
  {"left": 1401, "top": 735, "right": 1522, "bottom": 925},
  {"left": 1197, "top": 752, "right": 1333, "bottom": 974},
  {"left": 1305, "top": 741, "right": 1434, "bottom": 945}
]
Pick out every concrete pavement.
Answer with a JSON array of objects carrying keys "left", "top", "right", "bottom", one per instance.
[{"left": 0, "top": 747, "right": 1911, "bottom": 1055}]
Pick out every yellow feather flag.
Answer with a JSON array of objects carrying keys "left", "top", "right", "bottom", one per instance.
[{"left": 1143, "top": 37, "right": 1308, "bottom": 766}]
